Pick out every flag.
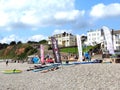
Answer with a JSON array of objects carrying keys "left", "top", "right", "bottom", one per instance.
[
  {"left": 51, "top": 37, "right": 61, "bottom": 63},
  {"left": 76, "top": 35, "right": 83, "bottom": 62},
  {"left": 40, "top": 44, "right": 45, "bottom": 64},
  {"left": 102, "top": 26, "right": 115, "bottom": 54}
]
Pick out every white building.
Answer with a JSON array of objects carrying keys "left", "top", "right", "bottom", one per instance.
[
  {"left": 86, "top": 29, "right": 104, "bottom": 46},
  {"left": 48, "top": 32, "right": 76, "bottom": 47},
  {"left": 86, "top": 27, "right": 120, "bottom": 51},
  {"left": 112, "top": 30, "right": 120, "bottom": 50}
]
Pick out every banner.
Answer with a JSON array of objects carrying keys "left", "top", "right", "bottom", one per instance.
[
  {"left": 102, "top": 26, "right": 115, "bottom": 54},
  {"left": 51, "top": 37, "right": 61, "bottom": 63},
  {"left": 76, "top": 35, "right": 83, "bottom": 62},
  {"left": 40, "top": 44, "right": 45, "bottom": 64}
]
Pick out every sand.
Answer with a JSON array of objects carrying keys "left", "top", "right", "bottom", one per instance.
[{"left": 0, "top": 62, "right": 120, "bottom": 90}]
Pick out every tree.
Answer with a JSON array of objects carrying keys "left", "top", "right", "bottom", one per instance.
[
  {"left": 17, "top": 41, "right": 22, "bottom": 44},
  {"left": 39, "top": 40, "right": 48, "bottom": 44},
  {"left": 27, "top": 41, "right": 38, "bottom": 44},
  {"left": 10, "top": 41, "right": 16, "bottom": 45},
  {"left": 0, "top": 43, "right": 8, "bottom": 49}
]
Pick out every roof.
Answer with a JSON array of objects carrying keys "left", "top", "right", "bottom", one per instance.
[{"left": 113, "top": 30, "right": 120, "bottom": 34}]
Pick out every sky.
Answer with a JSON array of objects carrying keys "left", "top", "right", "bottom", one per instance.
[{"left": 0, "top": 0, "right": 120, "bottom": 44}]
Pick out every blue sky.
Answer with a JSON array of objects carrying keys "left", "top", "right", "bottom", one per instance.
[{"left": 0, "top": 0, "right": 120, "bottom": 44}]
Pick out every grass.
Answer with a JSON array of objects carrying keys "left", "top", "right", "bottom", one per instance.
[
  {"left": 60, "top": 46, "right": 94, "bottom": 54},
  {"left": 60, "top": 47, "right": 78, "bottom": 54}
]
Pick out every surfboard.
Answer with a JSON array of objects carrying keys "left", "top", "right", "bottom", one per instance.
[{"left": 2, "top": 69, "right": 22, "bottom": 74}]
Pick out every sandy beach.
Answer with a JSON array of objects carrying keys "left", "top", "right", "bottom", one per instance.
[{"left": 0, "top": 62, "right": 120, "bottom": 90}]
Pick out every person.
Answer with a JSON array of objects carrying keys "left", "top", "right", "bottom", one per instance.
[
  {"left": 82, "top": 55, "right": 85, "bottom": 61},
  {"left": 6, "top": 60, "right": 8, "bottom": 66},
  {"left": 66, "top": 60, "right": 69, "bottom": 64},
  {"left": 74, "top": 55, "right": 78, "bottom": 59},
  {"left": 13, "top": 69, "right": 16, "bottom": 73},
  {"left": 84, "top": 52, "right": 91, "bottom": 62}
]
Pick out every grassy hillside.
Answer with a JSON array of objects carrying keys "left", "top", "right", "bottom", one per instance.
[
  {"left": 0, "top": 43, "right": 38, "bottom": 60},
  {"left": 0, "top": 41, "right": 100, "bottom": 61}
]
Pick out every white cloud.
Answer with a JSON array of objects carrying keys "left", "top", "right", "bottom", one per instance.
[
  {"left": 0, "top": 34, "right": 17, "bottom": 43},
  {"left": 53, "top": 29, "right": 72, "bottom": 35},
  {"left": 54, "top": 10, "right": 85, "bottom": 21},
  {"left": 0, "top": 0, "right": 84, "bottom": 29},
  {"left": 28, "top": 35, "right": 47, "bottom": 42},
  {"left": 0, "top": 34, "right": 29, "bottom": 44},
  {"left": 90, "top": 3, "right": 120, "bottom": 19},
  {"left": 0, "top": 11, "right": 9, "bottom": 26}
]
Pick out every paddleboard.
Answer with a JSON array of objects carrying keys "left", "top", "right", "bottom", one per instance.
[
  {"left": 33, "top": 64, "right": 60, "bottom": 72},
  {"left": 2, "top": 69, "right": 22, "bottom": 74}
]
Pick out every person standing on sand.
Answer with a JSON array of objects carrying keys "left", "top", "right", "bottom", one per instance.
[{"left": 6, "top": 60, "right": 8, "bottom": 66}]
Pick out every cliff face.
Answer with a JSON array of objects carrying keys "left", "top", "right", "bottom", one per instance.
[
  {"left": 3, "top": 46, "right": 13, "bottom": 55},
  {"left": 0, "top": 43, "right": 46, "bottom": 59},
  {"left": 0, "top": 44, "right": 31, "bottom": 59},
  {"left": 3, "top": 46, "right": 25, "bottom": 55},
  {"left": 0, "top": 45, "right": 25, "bottom": 59},
  {"left": 15, "top": 48, "right": 25, "bottom": 55},
  {"left": 0, "top": 40, "right": 49, "bottom": 59}
]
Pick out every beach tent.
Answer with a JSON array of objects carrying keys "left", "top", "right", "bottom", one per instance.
[
  {"left": 27, "top": 55, "right": 40, "bottom": 64},
  {"left": 32, "top": 57, "right": 39, "bottom": 64}
]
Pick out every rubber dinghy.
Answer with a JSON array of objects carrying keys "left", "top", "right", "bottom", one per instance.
[{"left": 2, "top": 69, "right": 22, "bottom": 74}]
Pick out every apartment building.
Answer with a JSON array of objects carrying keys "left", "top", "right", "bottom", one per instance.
[
  {"left": 113, "top": 30, "right": 120, "bottom": 50},
  {"left": 86, "top": 27, "right": 120, "bottom": 51},
  {"left": 48, "top": 32, "right": 76, "bottom": 47},
  {"left": 86, "top": 29, "right": 104, "bottom": 46}
]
